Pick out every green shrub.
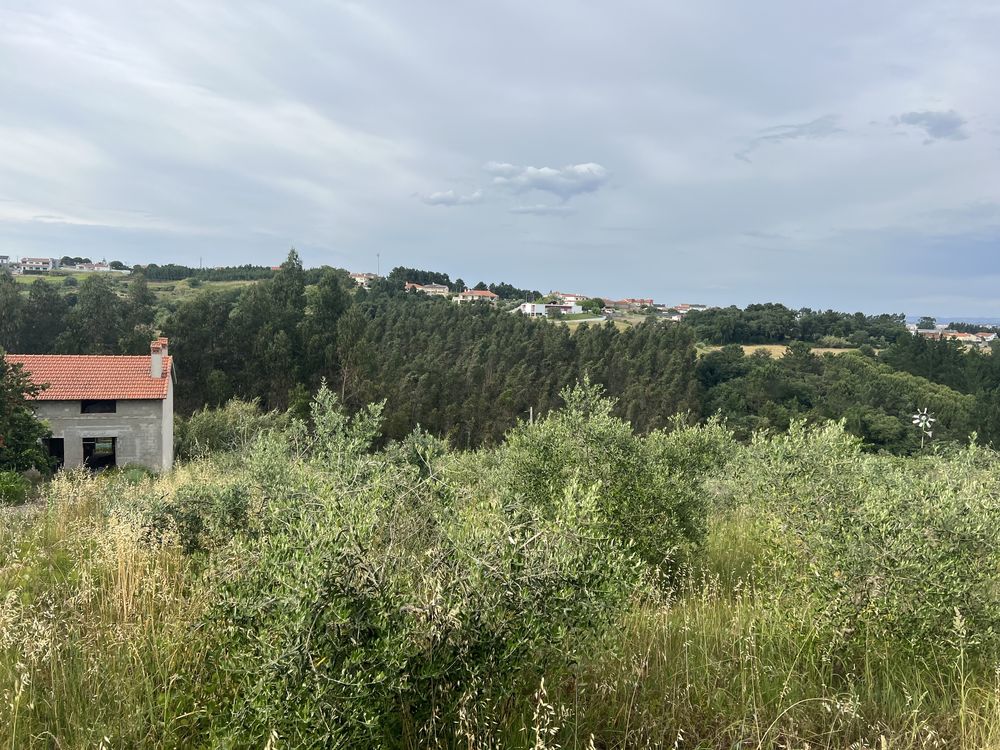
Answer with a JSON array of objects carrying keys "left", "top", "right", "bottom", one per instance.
[
  {"left": 174, "top": 398, "right": 288, "bottom": 460},
  {"left": 494, "top": 380, "right": 732, "bottom": 576},
  {"left": 737, "top": 421, "right": 1000, "bottom": 661},
  {"left": 0, "top": 470, "right": 30, "bottom": 505},
  {"left": 195, "top": 383, "right": 646, "bottom": 746},
  {"left": 816, "top": 334, "right": 852, "bottom": 348}
]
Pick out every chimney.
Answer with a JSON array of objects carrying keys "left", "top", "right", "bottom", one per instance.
[
  {"left": 157, "top": 337, "right": 169, "bottom": 357},
  {"left": 150, "top": 341, "right": 163, "bottom": 378}
]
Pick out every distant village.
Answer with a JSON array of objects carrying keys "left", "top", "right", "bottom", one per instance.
[
  {"left": 907, "top": 323, "right": 998, "bottom": 349},
  {"left": 4, "top": 259, "right": 996, "bottom": 347},
  {"left": 352, "top": 272, "right": 709, "bottom": 322},
  {"left": 0, "top": 255, "right": 130, "bottom": 275}
]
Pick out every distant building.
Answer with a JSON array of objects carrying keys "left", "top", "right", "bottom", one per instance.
[
  {"left": 20, "top": 257, "right": 60, "bottom": 272},
  {"left": 551, "top": 291, "right": 587, "bottom": 304},
  {"left": 516, "top": 302, "right": 583, "bottom": 317},
  {"left": 517, "top": 302, "right": 548, "bottom": 317},
  {"left": 5, "top": 339, "right": 175, "bottom": 472},
  {"left": 454, "top": 289, "right": 499, "bottom": 304},
  {"left": 405, "top": 282, "right": 450, "bottom": 297},
  {"left": 76, "top": 262, "right": 128, "bottom": 274},
  {"left": 673, "top": 303, "right": 708, "bottom": 314},
  {"left": 350, "top": 272, "right": 379, "bottom": 288}
]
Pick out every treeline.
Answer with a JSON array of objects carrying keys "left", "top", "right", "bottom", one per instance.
[
  {"left": 139, "top": 263, "right": 277, "bottom": 282},
  {"left": 682, "top": 303, "right": 908, "bottom": 346},
  {"left": 0, "top": 273, "right": 157, "bottom": 355}
]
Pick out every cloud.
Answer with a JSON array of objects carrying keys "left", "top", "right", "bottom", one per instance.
[
  {"left": 509, "top": 203, "right": 576, "bottom": 216},
  {"left": 735, "top": 114, "right": 842, "bottom": 162},
  {"left": 483, "top": 161, "right": 610, "bottom": 200},
  {"left": 894, "top": 110, "right": 968, "bottom": 143},
  {"left": 420, "top": 189, "right": 483, "bottom": 206}
]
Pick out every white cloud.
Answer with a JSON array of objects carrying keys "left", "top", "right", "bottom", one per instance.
[
  {"left": 420, "top": 189, "right": 483, "bottom": 206},
  {"left": 483, "top": 161, "right": 610, "bottom": 200}
]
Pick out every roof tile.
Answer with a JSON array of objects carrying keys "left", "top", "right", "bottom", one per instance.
[{"left": 4, "top": 354, "right": 172, "bottom": 401}]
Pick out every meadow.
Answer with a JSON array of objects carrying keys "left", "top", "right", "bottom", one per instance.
[{"left": 4, "top": 385, "right": 1000, "bottom": 748}]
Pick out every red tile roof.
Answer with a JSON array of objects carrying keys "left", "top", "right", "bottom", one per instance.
[
  {"left": 461, "top": 289, "right": 499, "bottom": 298},
  {"left": 4, "top": 353, "right": 173, "bottom": 401}
]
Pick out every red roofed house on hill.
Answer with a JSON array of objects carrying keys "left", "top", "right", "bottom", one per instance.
[
  {"left": 453, "top": 289, "right": 499, "bottom": 304},
  {"left": 5, "top": 339, "right": 175, "bottom": 471}
]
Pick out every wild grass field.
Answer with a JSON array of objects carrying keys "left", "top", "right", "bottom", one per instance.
[{"left": 4, "top": 384, "right": 1000, "bottom": 748}]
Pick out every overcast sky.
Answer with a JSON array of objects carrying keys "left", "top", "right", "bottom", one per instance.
[{"left": 2, "top": 1, "right": 999, "bottom": 315}]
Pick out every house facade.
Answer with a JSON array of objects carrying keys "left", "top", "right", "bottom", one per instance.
[
  {"left": 19, "top": 257, "right": 60, "bottom": 272},
  {"left": 405, "top": 281, "right": 450, "bottom": 296},
  {"left": 6, "top": 339, "right": 175, "bottom": 472},
  {"left": 517, "top": 302, "right": 583, "bottom": 317},
  {"left": 350, "top": 272, "right": 379, "bottom": 288},
  {"left": 454, "top": 289, "right": 499, "bottom": 304}
]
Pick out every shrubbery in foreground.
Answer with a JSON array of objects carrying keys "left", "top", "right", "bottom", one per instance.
[{"left": 5, "top": 386, "right": 1000, "bottom": 747}]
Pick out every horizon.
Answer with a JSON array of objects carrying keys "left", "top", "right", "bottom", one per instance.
[{"left": 2, "top": 2, "right": 999, "bottom": 315}]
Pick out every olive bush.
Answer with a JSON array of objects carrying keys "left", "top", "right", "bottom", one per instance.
[
  {"left": 174, "top": 398, "right": 288, "bottom": 460},
  {"left": 494, "top": 380, "right": 734, "bottom": 576},
  {"left": 191, "top": 385, "right": 647, "bottom": 747},
  {"left": 737, "top": 421, "right": 1000, "bottom": 659}
]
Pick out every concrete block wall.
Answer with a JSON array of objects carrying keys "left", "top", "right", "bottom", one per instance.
[{"left": 34, "top": 398, "right": 170, "bottom": 471}]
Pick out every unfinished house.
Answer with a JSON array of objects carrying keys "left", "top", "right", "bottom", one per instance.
[{"left": 7, "top": 339, "right": 175, "bottom": 472}]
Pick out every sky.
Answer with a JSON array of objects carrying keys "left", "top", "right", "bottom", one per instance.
[{"left": 2, "top": 1, "right": 999, "bottom": 316}]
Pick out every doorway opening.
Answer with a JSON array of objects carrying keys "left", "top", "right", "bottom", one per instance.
[
  {"left": 82, "top": 437, "right": 116, "bottom": 471},
  {"left": 43, "top": 437, "right": 65, "bottom": 469}
]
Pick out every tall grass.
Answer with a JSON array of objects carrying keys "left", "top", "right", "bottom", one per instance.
[
  {"left": 0, "top": 471, "right": 207, "bottom": 748},
  {"left": 554, "top": 516, "right": 1000, "bottom": 749}
]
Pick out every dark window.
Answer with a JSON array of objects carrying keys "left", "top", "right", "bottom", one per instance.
[
  {"left": 81, "top": 400, "right": 116, "bottom": 414},
  {"left": 82, "top": 437, "right": 116, "bottom": 471}
]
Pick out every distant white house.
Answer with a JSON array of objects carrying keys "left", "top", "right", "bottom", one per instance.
[
  {"left": 517, "top": 303, "right": 548, "bottom": 317},
  {"left": 20, "top": 257, "right": 60, "bottom": 272},
  {"left": 75, "top": 262, "right": 129, "bottom": 274},
  {"left": 350, "top": 272, "right": 379, "bottom": 288},
  {"left": 517, "top": 302, "right": 583, "bottom": 317},
  {"left": 551, "top": 291, "right": 587, "bottom": 305},
  {"left": 672, "top": 303, "right": 708, "bottom": 314},
  {"left": 454, "top": 289, "right": 499, "bottom": 304},
  {"left": 405, "top": 281, "right": 450, "bottom": 296}
]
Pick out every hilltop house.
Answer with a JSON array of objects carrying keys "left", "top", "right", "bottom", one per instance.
[
  {"left": 6, "top": 339, "right": 175, "bottom": 472},
  {"left": 517, "top": 302, "right": 583, "bottom": 317},
  {"left": 454, "top": 289, "right": 499, "bottom": 304},
  {"left": 350, "top": 272, "right": 379, "bottom": 288},
  {"left": 405, "top": 282, "right": 450, "bottom": 296},
  {"left": 551, "top": 291, "right": 587, "bottom": 305}
]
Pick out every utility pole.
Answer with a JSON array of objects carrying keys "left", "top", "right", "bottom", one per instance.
[{"left": 376, "top": 253, "right": 380, "bottom": 277}]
